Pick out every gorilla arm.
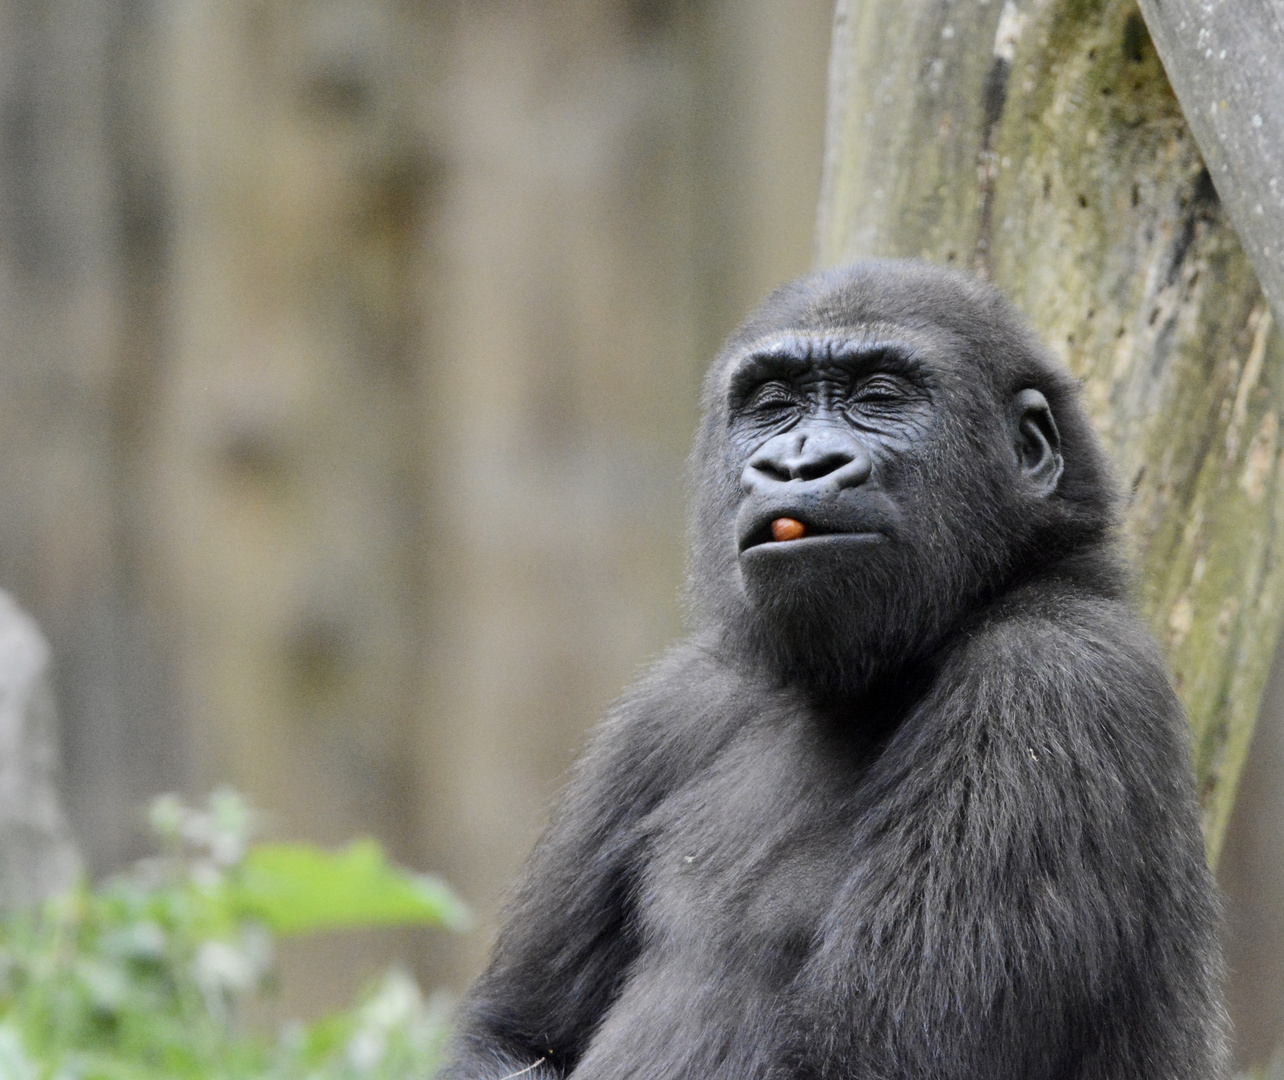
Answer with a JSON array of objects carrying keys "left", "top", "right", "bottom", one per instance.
[
  {"left": 791, "top": 590, "right": 1225, "bottom": 1080},
  {"left": 440, "top": 718, "right": 648, "bottom": 1078},
  {"left": 440, "top": 645, "right": 737, "bottom": 1080}
]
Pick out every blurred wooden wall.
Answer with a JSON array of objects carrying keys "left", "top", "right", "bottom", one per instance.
[
  {"left": 0, "top": 0, "right": 181, "bottom": 869},
  {"left": 0, "top": 0, "right": 833, "bottom": 1015}
]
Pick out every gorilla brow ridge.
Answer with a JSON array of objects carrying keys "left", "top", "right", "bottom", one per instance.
[{"left": 726, "top": 335, "right": 928, "bottom": 405}]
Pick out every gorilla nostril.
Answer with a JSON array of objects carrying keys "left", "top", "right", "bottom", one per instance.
[
  {"left": 834, "top": 449, "right": 873, "bottom": 488},
  {"left": 744, "top": 430, "right": 871, "bottom": 491},
  {"left": 744, "top": 446, "right": 792, "bottom": 486},
  {"left": 794, "top": 451, "right": 853, "bottom": 481}
]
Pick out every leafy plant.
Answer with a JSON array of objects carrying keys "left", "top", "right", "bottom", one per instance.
[{"left": 0, "top": 790, "right": 467, "bottom": 1080}]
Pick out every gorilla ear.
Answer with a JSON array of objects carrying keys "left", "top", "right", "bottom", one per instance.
[{"left": 1012, "top": 388, "right": 1063, "bottom": 497}]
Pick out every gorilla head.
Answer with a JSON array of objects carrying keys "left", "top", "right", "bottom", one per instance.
[{"left": 686, "top": 260, "right": 1119, "bottom": 698}]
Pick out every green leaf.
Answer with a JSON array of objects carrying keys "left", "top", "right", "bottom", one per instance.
[
  {"left": 235, "top": 841, "right": 471, "bottom": 936},
  {"left": 0, "top": 1025, "right": 38, "bottom": 1080}
]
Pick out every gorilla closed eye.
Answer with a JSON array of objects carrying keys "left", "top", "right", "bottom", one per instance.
[
  {"left": 727, "top": 340, "right": 927, "bottom": 409},
  {"left": 845, "top": 374, "right": 918, "bottom": 414},
  {"left": 746, "top": 381, "right": 799, "bottom": 411}
]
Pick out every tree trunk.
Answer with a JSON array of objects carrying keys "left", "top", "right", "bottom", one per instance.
[
  {"left": 818, "top": 0, "right": 1284, "bottom": 866},
  {"left": 1133, "top": 0, "right": 1284, "bottom": 321}
]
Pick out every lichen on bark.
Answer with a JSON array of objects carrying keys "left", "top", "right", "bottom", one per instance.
[{"left": 819, "top": 0, "right": 1284, "bottom": 863}]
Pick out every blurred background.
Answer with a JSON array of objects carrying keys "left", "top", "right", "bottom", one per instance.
[
  {"left": 0, "top": 0, "right": 834, "bottom": 1023},
  {"left": 3, "top": 0, "right": 1284, "bottom": 1068}
]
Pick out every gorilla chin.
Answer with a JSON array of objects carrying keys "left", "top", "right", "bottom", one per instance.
[
  {"left": 736, "top": 529, "right": 898, "bottom": 627},
  {"left": 736, "top": 543, "right": 941, "bottom": 703}
]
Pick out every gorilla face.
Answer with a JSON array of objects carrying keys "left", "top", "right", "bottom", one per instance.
[
  {"left": 732, "top": 337, "right": 935, "bottom": 581},
  {"left": 732, "top": 338, "right": 927, "bottom": 561},
  {"left": 686, "top": 265, "right": 1095, "bottom": 700},
  {"left": 731, "top": 333, "right": 1063, "bottom": 599}
]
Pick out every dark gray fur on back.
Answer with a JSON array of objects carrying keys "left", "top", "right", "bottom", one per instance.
[{"left": 442, "top": 261, "right": 1228, "bottom": 1079}]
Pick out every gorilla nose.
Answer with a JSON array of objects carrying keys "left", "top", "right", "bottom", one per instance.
[{"left": 741, "top": 429, "right": 872, "bottom": 494}]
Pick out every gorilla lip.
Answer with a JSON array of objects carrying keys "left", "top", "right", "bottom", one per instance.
[
  {"left": 738, "top": 514, "right": 885, "bottom": 552},
  {"left": 737, "top": 495, "right": 896, "bottom": 554}
]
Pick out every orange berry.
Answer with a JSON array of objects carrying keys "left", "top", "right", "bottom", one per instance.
[{"left": 771, "top": 518, "right": 807, "bottom": 542}]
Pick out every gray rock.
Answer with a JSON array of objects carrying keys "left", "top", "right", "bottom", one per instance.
[{"left": 0, "top": 591, "right": 80, "bottom": 908}]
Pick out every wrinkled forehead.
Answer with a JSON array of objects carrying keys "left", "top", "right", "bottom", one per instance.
[{"left": 706, "top": 320, "right": 984, "bottom": 408}]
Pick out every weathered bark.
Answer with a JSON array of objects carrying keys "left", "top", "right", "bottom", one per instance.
[
  {"left": 1221, "top": 639, "right": 1284, "bottom": 1066},
  {"left": 818, "top": 0, "right": 1284, "bottom": 865},
  {"left": 1134, "top": 0, "right": 1284, "bottom": 322}
]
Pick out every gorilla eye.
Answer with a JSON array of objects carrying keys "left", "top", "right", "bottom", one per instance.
[
  {"left": 849, "top": 374, "right": 910, "bottom": 408},
  {"left": 747, "top": 381, "right": 799, "bottom": 413}
]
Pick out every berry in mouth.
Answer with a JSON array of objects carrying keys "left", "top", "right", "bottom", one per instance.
[{"left": 771, "top": 518, "right": 807, "bottom": 542}]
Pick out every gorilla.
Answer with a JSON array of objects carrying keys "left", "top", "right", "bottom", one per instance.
[{"left": 442, "top": 261, "right": 1226, "bottom": 1080}]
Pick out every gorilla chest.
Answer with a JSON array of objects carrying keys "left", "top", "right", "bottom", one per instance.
[{"left": 636, "top": 722, "right": 864, "bottom": 977}]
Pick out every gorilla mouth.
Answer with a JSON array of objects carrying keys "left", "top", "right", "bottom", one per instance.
[{"left": 738, "top": 514, "right": 885, "bottom": 553}]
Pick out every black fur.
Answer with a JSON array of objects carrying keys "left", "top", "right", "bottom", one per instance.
[{"left": 442, "top": 261, "right": 1227, "bottom": 1079}]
